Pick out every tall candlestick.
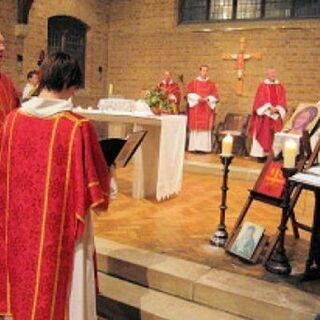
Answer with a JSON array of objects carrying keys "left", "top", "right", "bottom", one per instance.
[
  {"left": 221, "top": 134, "right": 234, "bottom": 156},
  {"left": 283, "top": 139, "right": 297, "bottom": 168},
  {"left": 108, "top": 83, "right": 113, "bottom": 97}
]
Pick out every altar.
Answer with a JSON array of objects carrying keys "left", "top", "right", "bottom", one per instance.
[{"left": 75, "top": 108, "right": 187, "bottom": 201}]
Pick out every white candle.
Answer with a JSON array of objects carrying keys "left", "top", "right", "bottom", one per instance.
[
  {"left": 283, "top": 139, "right": 298, "bottom": 168},
  {"left": 108, "top": 83, "right": 113, "bottom": 97},
  {"left": 221, "top": 134, "right": 233, "bottom": 156}
]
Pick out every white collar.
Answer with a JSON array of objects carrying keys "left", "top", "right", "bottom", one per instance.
[
  {"left": 264, "top": 79, "right": 280, "bottom": 85},
  {"left": 161, "top": 79, "right": 174, "bottom": 85},
  {"left": 196, "top": 76, "right": 209, "bottom": 82},
  {"left": 20, "top": 97, "right": 73, "bottom": 118}
]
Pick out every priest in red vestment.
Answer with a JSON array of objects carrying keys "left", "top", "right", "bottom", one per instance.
[
  {"left": 249, "top": 68, "right": 287, "bottom": 160},
  {"left": 0, "top": 52, "right": 110, "bottom": 320},
  {"left": 157, "top": 70, "right": 181, "bottom": 113},
  {"left": 0, "top": 32, "right": 20, "bottom": 127},
  {"left": 186, "top": 65, "right": 219, "bottom": 152}
]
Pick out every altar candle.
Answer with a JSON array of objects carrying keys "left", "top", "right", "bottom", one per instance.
[
  {"left": 108, "top": 83, "right": 113, "bottom": 97},
  {"left": 221, "top": 134, "right": 233, "bottom": 156},
  {"left": 283, "top": 139, "right": 298, "bottom": 168}
]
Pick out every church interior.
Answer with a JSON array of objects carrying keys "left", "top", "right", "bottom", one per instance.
[{"left": 1, "top": 1, "right": 320, "bottom": 319}]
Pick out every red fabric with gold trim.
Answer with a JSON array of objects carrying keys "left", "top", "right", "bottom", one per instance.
[
  {"left": 0, "top": 72, "right": 20, "bottom": 128},
  {"left": 249, "top": 83, "right": 287, "bottom": 152},
  {"left": 256, "top": 161, "right": 285, "bottom": 199},
  {"left": 186, "top": 79, "right": 219, "bottom": 130},
  {"left": 158, "top": 81, "right": 181, "bottom": 109},
  {"left": 0, "top": 110, "right": 109, "bottom": 319}
]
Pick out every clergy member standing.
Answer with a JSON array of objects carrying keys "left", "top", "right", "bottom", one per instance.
[
  {"left": 158, "top": 70, "right": 181, "bottom": 113},
  {"left": 0, "top": 31, "right": 20, "bottom": 127},
  {"left": 0, "top": 52, "right": 110, "bottom": 320},
  {"left": 186, "top": 65, "right": 219, "bottom": 152},
  {"left": 22, "top": 70, "right": 40, "bottom": 100},
  {"left": 249, "top": 68, "right": 287, "bottom": 161}
]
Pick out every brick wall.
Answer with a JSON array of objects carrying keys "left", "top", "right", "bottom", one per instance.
[
  {"left": 107, "top": 0, "right": 320, "bottom": 120},
  {"left": 1, "top": 0, "right": 110, "bottom": 106},
  {"left": 0, "top": 0, "right": 23, "bottom": 87},
  {"left": 1, "top": 0, "right": 320, "bottom": 118}
]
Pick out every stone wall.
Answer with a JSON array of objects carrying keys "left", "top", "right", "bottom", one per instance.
[
  {"left": 0, "top": 0, "right": 23, "bottom": 86},
  {"left": 1, "top": 0, "right": 320, "bottom": 117},
  {"left": 107, "top": 0, "right": 320, "bottom": 119},
  {"left": 1, "top": 0, "right": 110, "bottom": 106}
]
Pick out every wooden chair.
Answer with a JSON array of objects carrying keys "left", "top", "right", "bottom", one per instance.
[
  {"left": 226, "top": 132, "right": 318, "bottom": 265},
  {"left": 212, "top": 113, "right": 250, "bottom": 156}
]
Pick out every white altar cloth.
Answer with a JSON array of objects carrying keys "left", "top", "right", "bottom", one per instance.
[{"left": 74, "top": 108, "right": 187, "bottom": 201}]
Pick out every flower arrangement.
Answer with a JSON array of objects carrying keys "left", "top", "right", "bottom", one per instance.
[{"left": 144, "top": 87, "right": 177, "bottom": 115}]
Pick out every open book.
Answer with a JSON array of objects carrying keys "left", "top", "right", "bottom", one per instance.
[
  {"left": 99, "top": 130, "right": 147, "bottom": 168},
  {"left": 290, "top": 166, "right": 320, "bottom": 188}
]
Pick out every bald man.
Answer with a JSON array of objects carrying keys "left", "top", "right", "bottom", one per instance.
[
  {"left": 0, "top": 32, "right": 20, "bottom": 127},
  {"left": 249, "top": 68, "right": 287, "bottom": 161},
  {"left": 157, "top": 71, "right": 181, "bottom": 113}
]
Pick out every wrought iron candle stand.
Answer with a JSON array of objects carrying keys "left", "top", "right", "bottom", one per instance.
[
  {"left": 210, "top": 155, "right": 234, "bottom": 247},
  {"left": 265, "top": 167, "right": 297, "bottom": 275}
]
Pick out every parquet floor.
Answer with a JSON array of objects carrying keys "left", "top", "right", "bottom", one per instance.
[{"left": 94, "top": 154, "right": 320, "bottom": 294}]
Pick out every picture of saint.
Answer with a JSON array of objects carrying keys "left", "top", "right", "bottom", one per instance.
[
  {"left": 230, "top": 222, "right": 264, "bottom": 260},
  {"left": 289, "top": 106, "right": 318, "bottom": 135},
  {"left": 284, "top": 103, "right": 320, "bottom": 135}
]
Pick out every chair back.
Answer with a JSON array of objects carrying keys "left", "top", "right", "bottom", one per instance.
[{"left": 221, "top": 113, "right": 249, "bottom": 133}]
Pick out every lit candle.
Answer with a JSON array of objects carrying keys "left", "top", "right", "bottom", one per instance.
[
  {"left": 283, "top": 139, "right": 298, "bottom": 168},
  {"left": 221, "top": 134, "right": 233, "bottom": 156},
  {"left": 108, "top": 83, "right": 113, "bottom": 97}
]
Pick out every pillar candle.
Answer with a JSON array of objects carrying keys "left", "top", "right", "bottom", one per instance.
[
  {"left": 221, "top": 134, "right": 233, "bottom": 156},
  {"left": 108, "top": 83, "right": 113, "bottom": 97},
  {"left": 283, "top": 139, "right": 298, "bottom": 168}
]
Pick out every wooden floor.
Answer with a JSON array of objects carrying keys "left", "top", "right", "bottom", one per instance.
[
  {"left": 185, "top": 151, "right": 263, "bottom": 169},
  {"left": 94, "top": 154, "right": 320, "bottom": 294}
]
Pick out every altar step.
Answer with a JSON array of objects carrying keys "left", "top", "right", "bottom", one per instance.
[
  {"left": 97, "top": 274, "right": 246, "bottom": 320},
  {"left": 183, "top": 160, "right": 261, "bottom": 181},
  {"left": 95, "top": 237, "right": 320, "bottom": 320}
]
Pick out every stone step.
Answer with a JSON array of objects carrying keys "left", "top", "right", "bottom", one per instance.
[
  {"left": 183, "top": 159, "right": 260, "bottom": 181},
  {"left": 98, "top": 272, "right": 246, "bottom": 320},
  {"left": 96, "top": 237, "right": 320, "bottom": 320}
]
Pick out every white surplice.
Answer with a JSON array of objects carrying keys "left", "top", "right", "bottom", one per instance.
[
  {"left": 250, "top": 79, "right": 286, "bottom": 158},
  {"left": 187, "top": 77, "right": 217, "bottom": 152}
]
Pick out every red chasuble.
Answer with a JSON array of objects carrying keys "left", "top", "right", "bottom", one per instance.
[
  {"left": 186, "top": 79, "right": 219, "bottom": 130},
  {"left": 0, "top": 110, "right": 110, "bottom": 320},
  {"left": 0, "top": 72, "right": 20, "bottom": 127},
  {"left": 158, "top": 81, "right": 181, "bottom": 109},
  {"left": 249, "top": 83, "right": 287, "bottom": 152}
]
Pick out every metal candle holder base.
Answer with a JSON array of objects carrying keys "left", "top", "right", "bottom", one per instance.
[
  {"left": 265, "top": 249, "right": 292, "bottom": 275},
  {"left": 210, "top": 155, "right": 233, "bottom": 248},
  {"left": 265, "top": 167, "right": 297, "bottom": 275}
]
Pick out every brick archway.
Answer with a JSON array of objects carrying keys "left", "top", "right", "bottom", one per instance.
[{"left": 17, "top": 0, "right": 34, "bottom": 24}]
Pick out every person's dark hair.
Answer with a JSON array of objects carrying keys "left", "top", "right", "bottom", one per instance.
[
  {"left": 39, "top": 51, "right": 82, "bottom": 92},
  {"left": 27, "top": 70, "right": 36, "bottom": 79}
]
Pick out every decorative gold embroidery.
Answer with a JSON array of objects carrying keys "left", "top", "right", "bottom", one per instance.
[
  {"left": 88, "top": 180, "right": 99, "bottom": 188},
  {"left": 5, "top": 111, "right": 19, "bottom": 314},
  {"left": 49, "top": 122, "right": 79, "bottom": 320},
  {"left": 76, "top": 213, "right": 85, "bottom": 224},
  {"left": 61, "top": 111, "right": 89, "bottom": 125},
  {"left": 90, "top": 198, "right": 105, "bottom": 209},
  {"left": 31, "top": 117, "right": 60, "bottom": 320}
]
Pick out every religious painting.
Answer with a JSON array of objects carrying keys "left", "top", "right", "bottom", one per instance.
[
  {"left": 230, "top": 222, "right": 265, "bottom": 261},
  {"left": 283, "top": 102, "right": 320, "bottom": 136},
  {"left": 255, "top": 161, "right": 285, "bottom": 199}
]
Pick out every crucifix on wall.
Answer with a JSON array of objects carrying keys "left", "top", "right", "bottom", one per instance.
[{"left": 222, "top": 37, "right": 262, "bottom": 96}]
